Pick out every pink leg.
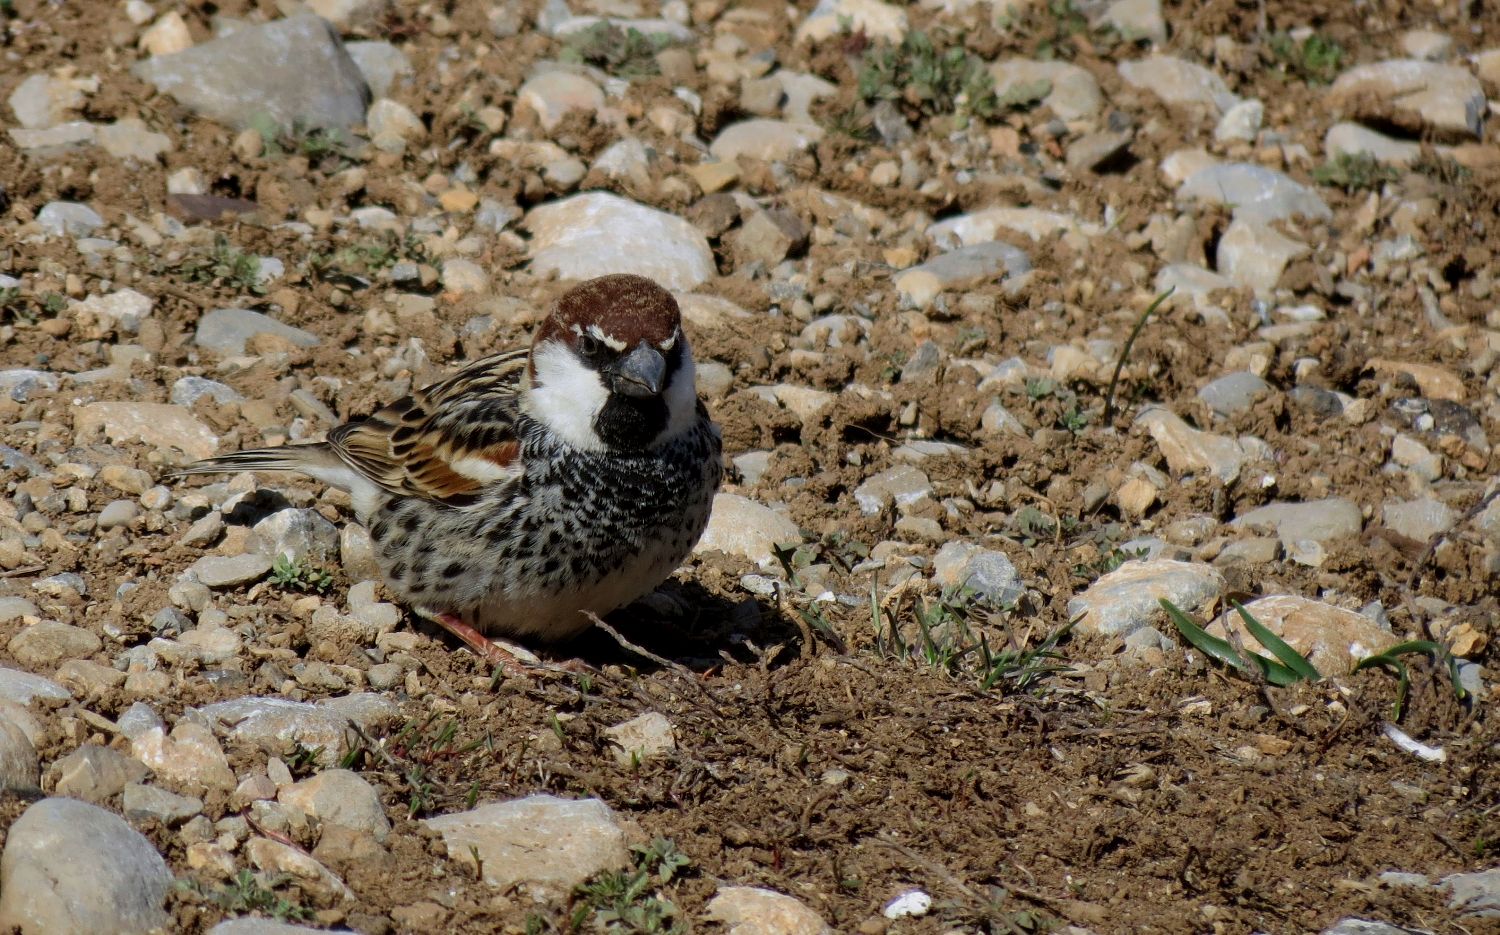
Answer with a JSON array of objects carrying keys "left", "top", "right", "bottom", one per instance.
[{"left": 432, "top": 612, "right": 534, "bottom": 675}]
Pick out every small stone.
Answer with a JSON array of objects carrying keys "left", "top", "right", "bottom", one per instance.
[
  {"left": 525, "top": 192, "right": 715, "bottom": 292},
  {"left": 101, "top": 464, "right": 154, "bottom": 495},
  {"left": 1178, "top": 163, "right": 1331, "bottom": 224},
  {"left": 440, "top": 258, "right": 489, "bottom": 294},
  {"left": 0, "top": 668, "right": 70, "bottom": 706},
  {"left": 71, "top": 289, "right": 153, "bottom": 340},
  {"left": 930, "top": 541, "right": 1022, "bottom": 606},
  {"left": 366, "top": 98, "right": 425, "bottom": 146},
  {"left": 1366, "top": 359, "right": 1465, "bottom": 402},
  {"left": 1214, "top": 99, "right": 1263, "bottom": 142},
  {"left": 97, "top": 118, "right": 172, "bottom": 163},
  {"left": 1198, "top": 371, "right": 1273, "bottom": 417},
  {"left": 687, "top": 160, "right": 740, "bottom": 193},
  {"left": 171, "top": 376, "right": 243, "bottom": 407},
  {"left": 694, "top": 494, "right": 801, "bottom": 565},
  {"left": 1324, "top": 123, "right": 1422, "bottom": 166},
  {"left": 517, "top": 71, "right": 603, "bottom": 132},
  {"left": 8, "top": 621, "right": 102, "bottom": 669},
  {"left": 0, "top": 717, "right": 38, "bottom": 792},
  {"left": 250, "top": 509, "right": 339, "bottom": 565},
  {"left": 131, "top": 722, "right": 236, "bottom": 792},
  {"left": 133, "top": 13, "right": 372, "bottom": 131},
  {"left": 1383, "top": 498, "right": 1455, "bottom": 543},
  {"left": 603, "top": 712, "right": 676, "bottom": 766},
  {"left": 123, "top": 783, "right": 204, "bottom": 824},
  {"left": 1207, "top": 595, "right": 1397, "bottom": 675},
  {"left": 98, "top": 500, "right": 142, "bottom": 530},
  {"left": 795, "top": 0, "right": 905, "bottom": 44},
  {"left": 1216, "top": 218, "right": 1308, "bottom": 293},
  {"left": 422, "top": 795, "right": 630, "bottom": 896},
  {"left": 37, "top": 201, "right": 105, "bottom": 238},
  {"left": 75, "top": 402, "right": 219, "bottom": 461},
  {"left": 1327, "top": 59, "right": 1485, "bottom": 140},
  {"left": 709, "top": 119, "right": 824, "bottom": 163},
  {"left": 1233, "top": 498, "right": 1363, "bottom": 545},
  {"left": 1118, "top": 54, "right": 1239, "bottom": 115},
  {"left": 8, "top": 73, "right": 87, "bottom": 129},
  {"left": 195, "top": 307, "right": 321, "bottom": 356},
  {"left": 1102, "top": 0, "right": 1166, "bottom": 43},
  {"left": 51, "top": 745, "right": 151, "bottom": 804},
  {"left": 188, "top": 553, "right": 273, "bottom": 589},
  {"left": 0, "top": 798, "right": 173, "bottom": 934},
  {"left": 194, "top": 694, "right": 399, "bottom": 766},
  {"left": 853, "top": 465, "right": 933, "bottom": 515},
  {"left": 990, "top": 59, "right": 1103, "bottom": 120},
  {"left": 140, "top": 11, "right": 193, "bottom": 56},
  {"left": 346, "top": 40, "right": 412, "bottom": 98},
  {"left": 706, "top": 886, "right": 833, "bottom": 934},
  {"left": 1136, "top": 408, "right": 1271, "bottom": 484},
  {"left": 0, "top": 599, "right": 38, "bottom": 624},
  {"left": 1069, "top": 560, "right": 1225, "bottom": 638},
  {"left": 245, "top": 838, "right": 352, "bottom": 902},
  {"left": 278, "top": 769, "right": 391, "bottom": 841}
]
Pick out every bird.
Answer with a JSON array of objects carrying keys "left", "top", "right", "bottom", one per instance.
[{"left": 172, "top": 274, "right": 722, "bottom": 668}]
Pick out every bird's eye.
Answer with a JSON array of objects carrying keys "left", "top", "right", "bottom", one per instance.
[{"left": 576, "top": 334, "right": 601, "bottom": 358}]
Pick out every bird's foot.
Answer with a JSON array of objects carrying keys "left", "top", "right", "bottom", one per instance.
[{"left": 427, "top": 612, "right": 549, "bottom": 676}]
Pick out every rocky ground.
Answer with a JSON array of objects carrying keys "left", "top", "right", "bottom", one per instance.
[{"left": 0, "top": 0, "right": 1498, "bottom": 932}]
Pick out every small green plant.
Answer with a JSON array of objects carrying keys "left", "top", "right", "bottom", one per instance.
[
  {"left": 269, "top": 555, "right": 335, "bottom": 593},
  {"left": 1161, "top": 599, "right": 1468, "bottom": 720},
  {"left": 308, "top": 231, "right": 431, "bottom": 283},
  {"left": 177, "top": 235, "right": 266, "bottom": 295},
  {"left": 560, "top": 22, "right": 671, "bottom": 78},
  {"left": 1413, "top": 153, "right": 1473, "bottom": 187},
  {"left": 1072, "top": 546, "right": 1150, "bottom": 582},
  {"left": 1312, "top": 151, "right": 1400, "bottom": 193},
  {"left": 183, "top": 869, "right": 312, "bottom": 922},
  {"left": 1268, "top": 32, "right": 1344, "bottom": 85},
  {"left": 1034, "top": 0, "right": 1090, "bottom": 59},
  {"left": 571, "top": 838, "right": 691, "bottom": 934},
  {"left": 857, "top": 31, "right": 999, "bottom": 126},
  {"left": 285, "top": 741, "right": 324, "bottom": 776},
  {"left": 249, "top": 114, "right": 355, "bottom": 164}
]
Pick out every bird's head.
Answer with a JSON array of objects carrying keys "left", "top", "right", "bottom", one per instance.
[{"left": 526, "top": 274, "right": 699, "bottom": 452}]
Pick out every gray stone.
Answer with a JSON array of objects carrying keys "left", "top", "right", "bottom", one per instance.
[
  {"left": 74, "top": 402, "right": 219, "bottom": 461},
  {"left": 8, "top": 73, "right": 86, "bottom": 129},
  {"left": 1320, "top": 921, "right": 1426, "bottom": 935},
  {"left": 1328, "top": 59, "right": 1485, "bottom": 140},
  {"left": 1101, "top": 0, "right": 1165, "bottom": 43},
  {"left": 1198, "top": 371, "right": 1272, "bottom": 416},
  {"left": 96, "top": 118, "right": 172, "bottom": 162},
  {"left": 8, "top": 621, "right": 102, "bottom": 669},
  {"left": 0, "top": 370, "right": 60, "bottom": 403},
  {"left": 709, "top": 119, "right": 824, "bottom": 163},
  {"left": 0, "top": 667, "right": 70, "bottom": 705},
  {"left": 422, "top": 795, "right": 630, "bottom": 895},
  {"left": 1383, "top": 497, "right": 1455, "bottom": 543},
  {"left": 1214, "top": 98, "right": 1263, "bottom": 142},
  {"left": 0, "top": 716, "right": 38, "bottom": 792},
  {"left": 931, "top": 541, "right": 1022, "bottom": 606},
  {"left": 1233, "top": 499, "right": 1363, "bottom": 544},
  {"left": 603, "top": 713, "right": 676, "bottom": 766},
  {"left": 210, "top": 920, "right": 332, "bottom": 935},
  {"left": 1068, "top": 559, "right": 1224, "bottom": 637},
  {"left": 693, "top": 494, "right": 801, "bottom": 565},
  {"left": 37, "top": 202, "right": 104, "bottom": 238},
  {"left": 517, "top": 70, "right": 603, "bottom": 132},
  {"left": 195, "top": 307, "right": 321, "bottom": 356},
  {"left": 1066, "top": 130, "right": 1134, "bottom": 173},
  {"left": 187, "top": 553, "right": 272, "bottom": 589},
  {"left": 990, "top": 59, "right": 1103, "bottom": 120},
  {"left": 0, "top": 798, "right": 173, "bottom": 934},
  {"left": 116, "top": 703, "right": 164, "bottom": 740},
  {"left": 133, "top": 13, "right": 371, "bottom": 131},
  {"left": 0, "top": 598, "right": 38, "bottom": 624},
  {"left": 278, "top": 769, "right": 390, "bottom": 841},
  {"left": 1178, "top": 163, "right": 1331, "bottom": 224},
  {"left": 1118, "top": 54, "right": 1239, "bottom": 114},
  {"left": 525, "top": 192, "right": 715, "bottom": 292},
  {"left": 705, "top": 886, "right": 833, "bottom": 934},
  {"left": 8, "top": 122, "right": 96, "bottom": 154},
  {"left": 170, "top": 376, "right": 244, "bottom": 407},
  {"left": 900, "top": 242, "right": 1031, "bottom": 291},
  {"left": 1136, "top": 408, "right": 1272, "bottom": 484},
  {"left": 250, "top": 509, "right": 339, "bottom": 564},
  {"left": 853, "top": 465, "right": 933, "bottom": 516},
  {"left": 98, "top": 500, "right": 141, "bottom": 530},
  {"left": 1441, "top": 868, "right": 1500, "bottom": 916},
  {"left": 122, "top": 783, "right": 203, "bottom": 824},
  {"left": 1324, "top": 122, "right": 1422, "bottom": 166},
  {"left": 51, "top": 745, "right": 151, "bottom": 804},
  {"left": 1216, "top": 218, "right": 1308, "bottom": 293},
  {"left": 345, "top": 40, "right": 412, "bottom": 97},
  {"left": 193, "top": 694, "right": 399, "bottom": 766}
]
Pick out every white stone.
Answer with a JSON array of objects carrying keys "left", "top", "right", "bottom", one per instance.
[
  {"left": 1178, "top": 163, "right": 1330, "bottom": 223},
  {"left": 525, "top": 192, "right": 715, "bottom": 291},
  {"left": 694, "top": 493, "right": 801, "bottom": 564},
  {"left": 74, "top": 402, "right": 218, "bottom": 460},
  {"left": 1216, "top": 219, "right": 1308, "bottom": 294},
  {"left": 1214, "top": 98, "right": 1263, "bottom": 142},
  {"left": 706, "top": 886, "right": 833, "bottom": 934},
  {"left": 1324, "top": 122, "right": 1422, "bottom": 166},
  {"left": 517, "top": 71, "right": 604, "bottom": 132},
  {"left": 1101, "top": 0, "right": 1166, "bottom": 44},
  {"left": 1136, "top": 408, "right": 1271, "bottom": 484},
  {"left": 1068, "top": 559, "right": 1225, "bottom": 637},
  {"left": 989, "top": 59, "right": 1103, "bottom": 121},
  {"left": 69, "top": 288, "right": 153, "bottom": 338},
  {"left": 141, "top": 11, "right": 193, "bottom": 56},
  {"left": 1207, "top": 595, "right": 1396, "bottom": 675},
  {"left": 1118, "top": 54, "right": 1239, "bottom": 115},
  {"left": 422, "top": 795, "right": 630, "bottom": 895},
  {"left": 97, "top": 118, "right": 172, "bottom": 162},
  {"left": 131, "top": 722, "right": 236, "bottom": 791},
  {"left": 8, "top": 73, "right": 88, "bottom": 129},
  {"left": 709, "top": 119, "right": 824, "bottom": 163},
  {"left": 603, "top": 712, "right": 676, "bottom": 766},
  {"left": 796, "top": 0, "right": 906, "bottom": 44},
  {"left": 366, "top": 97, "right": 425, "bottom": 144},
  {"left": 441, "top": 258, "right": 489, "bottom": 294},
  {"left": 1328, "top": 59, "right": 1485, "bottom": 139},
  {"left": 278, "top": 769, "right": 391, "bottom": 841}
]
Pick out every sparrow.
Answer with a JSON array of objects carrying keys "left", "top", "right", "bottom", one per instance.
[{"left": 173, "top": 274, "right": 722, "bottom": 663}]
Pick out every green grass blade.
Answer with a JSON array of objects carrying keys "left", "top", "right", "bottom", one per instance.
[
  {"left": 1233, "top": 600, "right": 1321, "bottom": 682},
  {"left": 1160, "top": 599, "right": 1252, "bottom": 673},
  {"left": 1352, "top": 653, "right": 1413, "bottom": 720},
  {"left": 1357, "top": 639, "right": 1468, "bottom": 702}
]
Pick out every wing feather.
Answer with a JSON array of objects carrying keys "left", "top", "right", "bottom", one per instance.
[{"left": 325, "top": 348, "right": 530, "bottom": 505}]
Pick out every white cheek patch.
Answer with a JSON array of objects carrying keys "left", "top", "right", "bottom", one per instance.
[{"left": 525, "top": 341, "right": 610, "bottom": 452}]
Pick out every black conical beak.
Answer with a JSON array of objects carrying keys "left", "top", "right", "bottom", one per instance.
[{"left": 610, "top": 344, "right": 666, "bottom": 398}]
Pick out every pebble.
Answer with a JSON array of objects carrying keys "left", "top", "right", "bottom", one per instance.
[
  {"left": 97, "top": 118, "right": 172, "bottom": 162},
  {"left": 133, "top": 13, "right": 371, "bottom": 130},
  {"left": 74, "top": 402, "right": 219, "bottom": 461},
  {"left": 441, "top": 258, "right": 489, "bottom": 294},
  {"left": 603, "top": 712, "right": 676, "bottom": 766},
  {"left": 98, "top": 500, "right": 141, "bottom": 530},
  {"left": 278, "top": 769, "right": 391, "bottom": 841},
  {"left": 210, "top": 919, "right": 330, "bottom": 934},
  {"left": 0, "top": 798, "right": 173, "bottom": 934},
  {"left": 422, "top": 795, "right": 630, "bottom": 896},
  {"left": 1214, "top": 98, "right": 1263, "bottom": 142},
  {"left": 1102, "top": 0, "right": 1166, "bottom": 44},
  {"left": 693, "top": 493, "right": 801, "bottom": 565},
  {"left": 123, "top": 783, "right": 204, "bottom": 824},
  {"left": 853, "top": 465, "right": 933, "bottom": 516},
  {"left": 51, "top": 744, "right": 151, "bottom": 803},
  {"left": 1442, "top": 868, "right": 1500, "bottom": 917},
  {"left": 517, "top": 71, "right": 604, "bottom": 132},
  {"left": 0, "top": 716, "right": 38, "bottom": 792},
  {"left": 709, "top": 119, "right": 824, "bottom": 163},
  {"left": 1324, "top": 122, "right": 1422, "bottom": 166},
  {"left": 990, "top": 59, "right": 1103, "bottom": 120},
  {"left": 366, "top": 98, "right": 425, "bottom": 148},
  {"left": 795, "top": 0, "right": 906, "bottom": 44},
  {"left": 250, "top": 508, "right": 339, "bottom": 564},
  {"left": 1232, "top": 498, "right": 1363, "bottom": 545},
  {"left": 187, "top": 553, "right": 273, "bottom": 589},
  {"left": 170, "top": 376, "right": 244, "bottom": 407},
  {"left": 0, "top": 598, "right": 38, "bottom": 624},
  {"left": 705, "top": 886, "right": 834, "bottom": 934},
  {"left": 195, "top": 307, "right": 321, "bottom": 356},
  {"left": 194, "top": 694, "right": 399, "bottom": 765},
  {"left": 897, "top": 242, "right": 1032, "bottom": 299},
  {"left": 1118, "top": 54, "right": 1239, "bottom": 115},
  {"left": 0, "top": 668, "right": 70, "bottom": 706},
  {"left": 131, "top": 721, "right": 236, "bottom": 792},
  {"left": 525, "top": 192, "right": 715, "bottom": 291},
  {"left": 1216, "top": 218, "right": 1308, "bottom": 294},
  {"left": 37, "top": 201, "right": 105, "bottom": 238},
  {"left": 8, "top": 73, "right": 88, "bottom": 129},
  {"left": 1207, "top": 595, "right": 1396, "bottom": 676},
  {"left": 0, "top": 370, "right": 59, "bottom": 402},
  {"left": 1178, "top": 163, "right": 1331, "bottom": 223},
  {"left": 1197, "top": 371, "right": 1272, "bottom": 416},
  {"left": 8, "top": 621, "right": 102, "bottom": 669},
  {"left": 1382, "top": 497, "right": 1455, "bottom": 543},
  {"left": 1327, "top": 59, "right": 1485, "bottom": 139},
  {"left": 929, "top": 207, "right": 1094, "bottom": 249},
  {"left": 139, "top": 11, "right": 192, "bottom": 56},
  {"left": 345, "top": 40, "right": 412, "bottom": 98},
  {"left": 930, "top": 541, "right": 1022, "bottom": 606},
  {"left": 1068, "top": 559, "right": 1224, "bottom": 638},
  {"left": 1136, "top": 408, "right": 1271, "bottom": 484}
]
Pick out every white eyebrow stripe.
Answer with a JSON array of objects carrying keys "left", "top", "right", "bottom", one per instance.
[{"left": 586, "top": 323, "right": 628, "bottom": 351}]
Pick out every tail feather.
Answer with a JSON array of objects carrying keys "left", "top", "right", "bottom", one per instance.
[{"left": 167, "top": 444, "right": 338, "bottom": 479}]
